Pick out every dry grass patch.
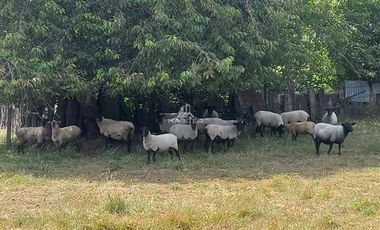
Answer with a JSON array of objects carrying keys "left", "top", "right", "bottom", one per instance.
[{"left": 0, "top": 118, "right": 379, "bottom": 229}]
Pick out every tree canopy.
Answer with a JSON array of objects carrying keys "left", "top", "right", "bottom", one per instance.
[{"left": 0, "top": 0, "right": 379, "bottom": 106}]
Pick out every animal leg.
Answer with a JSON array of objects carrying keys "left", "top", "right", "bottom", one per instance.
[
  {"left": 147, "top": 150, "right": 152, "bottom": 164},
  {"left": 169, "top": 149, "right": 174, "bottom": 161},
  {"left": 126, "top": 135, "right": 132, "bottom": 152},
  {"left": 327, "top": 143, "right": 333, "bottom": 155},
  {"left": 173, "top": 148, "right": 181, "bottom": 161},
  {"left": 183, "top": 141, "right": 187, "bottom": 153},
  {"left": 153, "top": 150, "right": 158, "bottom": 162},
  {"left": 17, "top": 143, "right": 25, "bottom": 154},
  {"left": 338, "top": 144, "right": 342, "bottom": 155},
  {"left": 295, "top": 133, "right": 298, "bottom": 141},
  {"left": 314, "top": 138, "right": 321, "bottom": 155}
]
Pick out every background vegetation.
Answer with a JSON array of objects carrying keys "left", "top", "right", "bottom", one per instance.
[{"left": 1, "top": 0, "right": 379, "bottom": 105}]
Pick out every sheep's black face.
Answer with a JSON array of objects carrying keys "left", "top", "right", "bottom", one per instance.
[
  {"left": 277, "top": 124, "right": 285, "bottom": 135},
  {"left": 51, "top": 120, "right": 60, "bottom": 128},
  {"left": 234, "top": 120, "right": 246, "bottom": 132},
  {"left": 190, "top": 122, "right": 197, "bottom": 130},
  {"left": 342, "top": 122, "right": 355, "bottom": 136},
  {"left": 141, "top": 127, "right": 150, "bottom": 137}
]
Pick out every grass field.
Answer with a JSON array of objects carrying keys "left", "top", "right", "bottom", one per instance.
[{"left": 0, "top": 119, "right": 379, "bottom": 229}]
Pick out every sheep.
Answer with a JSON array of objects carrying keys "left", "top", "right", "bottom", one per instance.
[
  {"left": 286, "top": 121, "right": 315, "bottom": 141},
  {"left": 142, "top": 127, "right": 180, "bottom": 164},
  {"left": 254, "top": 111, "right": 285, "bottom": 137},
  {"left": 204, "top": 119, "right": 245, "bottom": 152},
  {"left": 96, "top": 117, "right": 135, "bottom": 152},
  {"left": 50, "top": 120, "right": 81, "bottom": 148},
  {"left": 157, "top": 113, "right": 179, "bottom": 133},
  {"left": 313, "top": 122, "right": 356, "bottom": 155},
  {"left": 169, "top": 120, "right": 198, "bottom": 152},
  {"left": 196, "top": 118, "right": 237, "bottom": 134},
  {"left": 321, "top": 109, "right": 338, "bottom": 125},
  {"left": 280, "top": 110, "right": 310, "bottom": 124},
  {"left": 15, "top": 121, "right": 51, "bottom": 154}
]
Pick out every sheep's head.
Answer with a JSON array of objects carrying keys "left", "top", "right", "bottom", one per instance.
[
  {"left": 326, "top": 108, "right": 334, "bottom": 115},
  {"left": 141, "top": 127, "right": 151, "bottom": 137},
  {"left": 342, "top": 122, "right": 356, "bottom": 136},
  {"left": 234, "top": 119, "right": 246, "bottom": 132},
  {"left": 50, "top": 120, "right": 61, "bottom": 128},
  {"left": 190, "top": 119, "right": 197, "bottom": 130},
  {"left": 277, "top": 124, "right": 285, "bottom": 135}
]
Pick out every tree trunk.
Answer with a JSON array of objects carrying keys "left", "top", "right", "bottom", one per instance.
[
  {"left": 286, "top": 83, "right": 295, "bottom": 112},
  {"left": 6, "top": 106, "right": 12, "bottom": 150},
  {"left": 80, "top": 96, "right": 99, "bottom": 140},
  {"left": 318, "top": 89, "right": 326, "bottom": 117},
  {"left": 65, "top": 99, "right": 80, "bottom": 126},
  {"left": 309, "top": 88, "right": 316, "bottom": 121},
  {"left": 98, "top": 90, "right": 121, "bottom": 120}
]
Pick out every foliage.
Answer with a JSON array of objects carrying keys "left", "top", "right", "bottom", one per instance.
[{"left": 0, "top": 0, "right": 379, "bottom": 105}]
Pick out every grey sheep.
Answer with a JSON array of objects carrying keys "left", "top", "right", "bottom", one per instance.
[
  {"left": 96, "top": 117, "right": 135, "bottom": 152},
  {"left": 142, "top": 127, "right": 180, "bottom": 164},
  {"left": 254, "top": 111, "right": 285, "bottom": 137},
  {"left": 50, "top": 120, "right": 81, "bottom": 147},
  {"left": 15, "top": 121, "right": 51, "bottom": 154},
  {"left": 314, "top": 122, "right": 356, "bottom": 155},
  {"left": 281, "top": 110, "right": 310, "bottom": 124}
]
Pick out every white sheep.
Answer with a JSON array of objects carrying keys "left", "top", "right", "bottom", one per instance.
[
  {"left": 313, "top": 122, "right": 356, "bottom": 155},
  {"left": 158, "top": 113, "right": 178, "bottom": 133},
  {"left": 254, "top": 111, "right": 285, "bottom": 137},
  {"left": 142, "top": 127, "right": 180, "bottom": 164},
  {"left": 50, "top": 120, "right": 81, "bottom": 147},
  {"left": 204, "top": 120, "right": 245, "bottom": 152},
  {"left": 96, "top": 117, "right": 135, "bottom": 152},
  {"left": 321, "top": 109, "right": 338, "bottom": 125},
  {"left": 286, "top": 121, "right": 315, "bottom": 141},
  {"left": 169, "top": 121, "right": 198, "bottom": 152},
  {"left": 196, "top": 118, "right": 237, "bottom": 134},
  {"left": 281, "top": 110, "right": 310, "bottom": 124},
  {"left": 15, "top": 122, "right": 51, "bottom": 154}
]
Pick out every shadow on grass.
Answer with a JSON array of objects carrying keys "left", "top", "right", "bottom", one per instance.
[{"left": 0, "top": 118, "right": 379, "bottom": 184}]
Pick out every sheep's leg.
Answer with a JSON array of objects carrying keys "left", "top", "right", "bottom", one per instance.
[
  {"left": 205, "top": 135, "right": 211, "bottom": 153},
  {"left": 152, "top": 150, "right": 158, "bottom": 162},
  {"left": 17, "top": 143, "right": 25, "bottom": 154},
  {"left": 173, "top": 148, "right": 181, "bottom": 161},
  {"left": 295, "top": 133, "right": 298, "bottom": 141},
  {"left": 314, "top": 138, "right": 321, "bottom": 155},
  {"left": 338, "top": 144, "right": 342, "bottom": 155},
  {"left": 147, "top": 150, "right": 152, "bottom": 164},
  {"left": 183, "top": 141, "right": 187, "bottom": 153},
  {"left": 255, "top": 126, "right": 260, "bottom": 136},
  {"left": 126, "top": 136, "right": 132, "bottom": 153},
  {"left": 327, "top": 143, "right": 333, "bottom": 155},
  {"left": 230, "top": 139, "right": 235, "bottom": 148},
  {"left": 270, "top": 127, "right": 275, "bottom": 136},
  {"left": 169, "top": 149, "right": 174, "bottom": 161}
]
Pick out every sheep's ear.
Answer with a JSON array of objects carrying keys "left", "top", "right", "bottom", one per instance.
[{"left": 351, "top": 122, "right": 356, "bottom": 126}]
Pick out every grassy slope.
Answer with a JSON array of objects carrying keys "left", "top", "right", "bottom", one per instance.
[{"left": 0, "top": 119, "right": 379, "bottom": 229}]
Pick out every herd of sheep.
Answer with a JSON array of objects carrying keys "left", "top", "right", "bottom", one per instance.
[{"left": 15, "top": 104, "right": 356, "bottom": 164}]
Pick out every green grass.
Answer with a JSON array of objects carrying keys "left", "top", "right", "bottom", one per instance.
[{"left": 0, "top": 118, "right": 379, "bottom": 229}]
